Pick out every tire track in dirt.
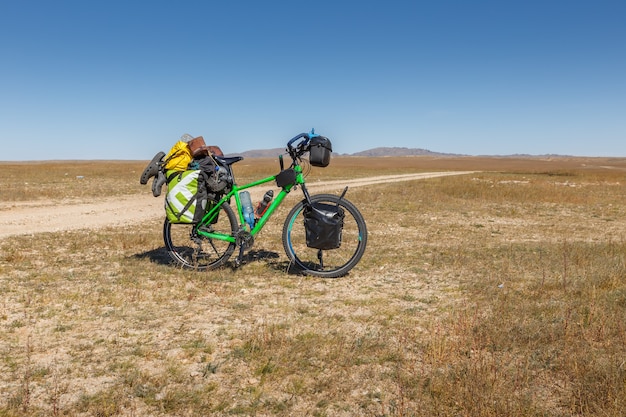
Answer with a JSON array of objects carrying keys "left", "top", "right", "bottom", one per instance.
[{"left": 0, "top": 171, "right": 475, "bottom": 238}]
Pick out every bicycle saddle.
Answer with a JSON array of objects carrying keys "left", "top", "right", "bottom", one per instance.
[{"left": 214, "top": 155, "right": 244, "bottom": 166}]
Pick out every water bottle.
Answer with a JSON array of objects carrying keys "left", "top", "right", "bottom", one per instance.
[
  {"left": 239, "top": 191, "right": 255, "bottom": 229},
  {"left": 255, "top": 190, "right": 274, "bottom": 219}
]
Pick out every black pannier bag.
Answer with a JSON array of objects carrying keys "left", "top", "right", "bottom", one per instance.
[
  {"left": 309, "top": 136, "right": 332, "bottom": 167},
  {"left": 304, "top": 202, "right": 344, "bottom": 250}
]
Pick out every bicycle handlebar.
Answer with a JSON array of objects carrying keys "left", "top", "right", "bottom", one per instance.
[
  {"left": 286, "top": 129, "right": 320, "bottom": 159},
  {"left": 287, "top": 132, "right": 309, "bottom": 149}
]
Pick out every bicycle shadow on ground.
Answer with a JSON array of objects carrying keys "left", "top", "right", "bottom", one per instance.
[
  {"left": 242, "top": 249, "right": 280, "bottom": 263},
  {"left": 238, "top": 250, "right": 305, "bottom": 276},
  {"left": 131, "top": 247, "right": 304, "bottom": 276},
  {"left": 132, "top": 247, "right": 172, "bottom": 266}
]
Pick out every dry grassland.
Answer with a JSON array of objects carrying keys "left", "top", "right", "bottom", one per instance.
[{"left": 1, "top": 156, "right": 625, "bottom": 416}]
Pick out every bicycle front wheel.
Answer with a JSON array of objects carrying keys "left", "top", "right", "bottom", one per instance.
[
  {"left": 282, "top": 194, "right": 367, "bottom": 278},
  {"left": 163, "top": 199, "right": 237, "bottom": 270}
]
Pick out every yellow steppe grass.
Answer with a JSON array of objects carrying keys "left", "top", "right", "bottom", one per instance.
[{"left": 1, "top": 156, "right": 625, "bottom": 416}]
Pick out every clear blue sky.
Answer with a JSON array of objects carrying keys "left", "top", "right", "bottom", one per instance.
[{"left": 1, "top": 0, "right": 625, "bottom": 160}]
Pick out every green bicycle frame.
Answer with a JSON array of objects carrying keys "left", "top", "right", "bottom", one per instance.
[{"left": 195, "top": 165, "right": 305, "bottom": 243}]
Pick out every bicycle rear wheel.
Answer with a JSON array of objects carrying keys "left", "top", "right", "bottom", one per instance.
[
  {"left": 282, "top": 194, "right": 367, "bottom": 278},
  {"left": 163, "top": 199, "right": 237, "bottom": 270}
]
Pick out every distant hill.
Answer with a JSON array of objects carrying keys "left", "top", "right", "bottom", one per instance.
[
  {"left": 349, "top": 147, "right": 460, "bottom": 157},
  {"left": 231, "top": 147, "right": 460, "bottom": 158},
  {"left": 233, "top": 148, "right": 286, "bottom": 158}
]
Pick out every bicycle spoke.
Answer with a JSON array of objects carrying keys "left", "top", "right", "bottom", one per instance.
[{"left": 163, "top": 198, "right": 237, "bottom": 270}]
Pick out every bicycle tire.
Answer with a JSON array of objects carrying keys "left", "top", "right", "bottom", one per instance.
[
  {"left": 163, "top": 198, "right": 238, "bottom": 270},
  {"left": 282, "top": 194, "right": 367, "bottom": 278}
]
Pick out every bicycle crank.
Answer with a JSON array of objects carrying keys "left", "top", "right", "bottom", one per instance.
[{"left": 234, "top": 230, "right": 254, "bottom": 266}]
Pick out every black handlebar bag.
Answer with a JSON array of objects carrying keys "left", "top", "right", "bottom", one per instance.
[
  {"left": 309, "top": 136, "right": 332, "bottom": 167},
  {"left": 304, "top": 202, "right": 344, "bottom": 250}
]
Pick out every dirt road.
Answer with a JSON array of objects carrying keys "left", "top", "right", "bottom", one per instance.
[{"left": 0, "top": 171, "right": 474, "bottom": 238}]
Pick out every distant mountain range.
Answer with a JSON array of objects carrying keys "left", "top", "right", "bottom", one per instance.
[
  {"left": 232, "top": 147, "right": 460, "bottom": 158},
  {"left": 230, "top": 147, "right": 578, "bottom": 159},
  {"left": 349, "top": 147, "right": 462, "bottom": 157}
]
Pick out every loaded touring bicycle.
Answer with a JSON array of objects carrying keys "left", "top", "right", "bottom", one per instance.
[{"left": 141, "top": 130, "right": 367, "bottom": 278}]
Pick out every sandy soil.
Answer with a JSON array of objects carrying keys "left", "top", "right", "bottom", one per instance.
[{"left": 0, "top": 172, "right": 474, "bottom": 239}]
